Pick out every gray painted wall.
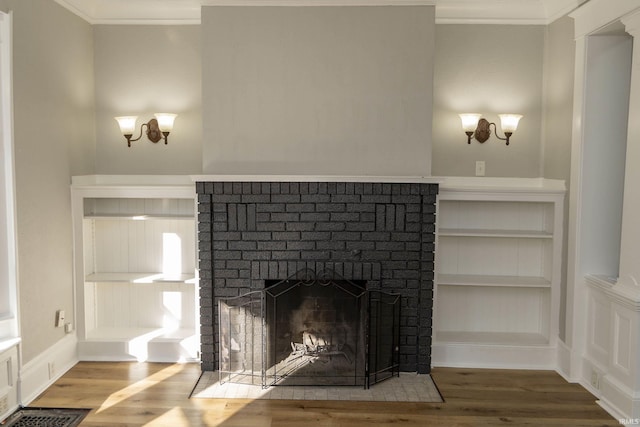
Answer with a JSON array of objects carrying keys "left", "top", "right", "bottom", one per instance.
[
  {"left": 432, "top": 25, "right": 545, "bottom": 177},
  {"left": 201, "top": 6, "right": 434, "bottom": 176},
  {"left": 580, "top": 34, "right": 630, "bottom": 278},
  {"left": 542, "top": 16, "right": 575, "bottom": 341},
  {"left": 0, "top": 0, "right": 95, "bottom": 363},
  {"left": 93, "top": 25, "right": 202, "bottom": 174},
  {"left": 0, "top": 1, "right": 578, "bottom": 366}
]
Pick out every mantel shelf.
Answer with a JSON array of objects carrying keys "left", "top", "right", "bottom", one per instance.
[
  {"left": 85, "top": 272, "right": 196, "bottom": 284},
  {"left": 438, "top": 228, "right": 553, "bottom": 239},
  {"left": 438, "top": 274, "right": 551, "bottom": 288}
]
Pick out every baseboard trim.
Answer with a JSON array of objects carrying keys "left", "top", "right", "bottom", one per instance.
[
  {"left": 554, "top": 339, "right": 575, "bottom": 382},
  {"left": 598, "top": 374, "right": 640, "bottom": 422}
]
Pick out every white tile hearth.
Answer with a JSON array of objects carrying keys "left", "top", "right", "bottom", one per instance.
[{"left": 190, "top": 372, "right": 443, "bottom": 403}]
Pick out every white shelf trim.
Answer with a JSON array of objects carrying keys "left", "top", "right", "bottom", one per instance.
[
  {"left": 438, "top": 273, "right": 551, "bottom": 288},
  {"left": 84, "top": 214, "right": 195, "bottom": 221},
  {"left": 435, "top": 331, "right": 550, "bottom": 346},
  {"left": 85, "top": 327, "right": 197, "bottom": 341},
  {"left": 438, "top": 228, "right": 553, "bottom": 239},
  {"left": 191, "top": 174, "right": 443, "bottom": 184},
  {"left": 85, "top": 272, "right": 197, "bottom": 284}
]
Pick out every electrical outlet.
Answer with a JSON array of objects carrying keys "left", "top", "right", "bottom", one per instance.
[
  {"left": 64, "top": 322, "right": 73, "bottom": 334},
  {"left": 475, "top": 161, "right": 486, "bottom": 176},
  {"left": 590, "top": 370, "right": 600, "bottom": 389},
  {"left": 48, "top": 362, "right": 55, "bottom": 379},
  {"left": 0, "top": 394, "right": 8, "bottom": 415}
]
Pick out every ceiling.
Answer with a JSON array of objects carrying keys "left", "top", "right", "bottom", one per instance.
[{"left": 53, "top": 0, "right": 588, "bottom": 25}]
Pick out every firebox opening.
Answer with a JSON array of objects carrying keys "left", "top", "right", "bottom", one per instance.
[
  {"left": 264, "top": 278, "right": 368, "bottom": 386},
  {"left": 218, "top": 268, "right": 402, "bottom": 389}
]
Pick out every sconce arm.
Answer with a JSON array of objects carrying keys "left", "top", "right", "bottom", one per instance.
[
  {"left": 127, "top": 123, "right": 147, "bottom": 144},
  {"left": 125, "top": 119, "right": 163, "bottom": 147},
  {"left": 489, "top": 122, "right": 506, "bottom": 141},
  {"left": 488, "top": 122, "right": 511, "bottom": 145}
]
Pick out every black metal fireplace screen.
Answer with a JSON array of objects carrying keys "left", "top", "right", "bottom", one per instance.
[{"left": 218, "top": 268, "right": 400, "bottom": 389}]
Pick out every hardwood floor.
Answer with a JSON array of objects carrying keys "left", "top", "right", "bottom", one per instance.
[{"left": 30, "top": 362, "right": 619, "bottom": 426}]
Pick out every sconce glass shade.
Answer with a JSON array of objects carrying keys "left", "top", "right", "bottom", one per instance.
[
  {"left": 154, "top": 113, "right": 177, "bottom": 133},
  {"left": 114, "top": 116, "right": 138, "bottom": 136},
  {"left": 499, "top": 114, "right": 523, "bottom": 133},
  {"left": 459, "top": 114, "right": 482, "bottom": 132}
]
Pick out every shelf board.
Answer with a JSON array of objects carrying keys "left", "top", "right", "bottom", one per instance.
[
  {"left": 438, "top": 228, "right": 552, "bottom": 239},
  {"left": 435, "top": 331, "right": 549, "bottom": 346},
  {"left": 85, "top": 272, "right": 196, "bottom": 284},
  {"left": 438, "top": 274, "right": 551, "bottom": 288},
  {"left": 84, "top": 214, "right": 194, "bottom": 221}
]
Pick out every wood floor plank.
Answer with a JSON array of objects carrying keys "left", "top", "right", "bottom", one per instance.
[{"left": 26, "top": 362, "right": 619, "bottom": 426}]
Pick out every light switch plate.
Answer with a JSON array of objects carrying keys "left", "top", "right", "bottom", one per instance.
[{"left": 55, "top": 310, "right": 65, "bottom": 328}]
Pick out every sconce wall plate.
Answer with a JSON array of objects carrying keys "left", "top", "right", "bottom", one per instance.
[
  {"left": 145, "top": 118, "right": 162, "bottom": 143},
  {"left": 475, "top": 118, "right": 491, "bottom": 143}
]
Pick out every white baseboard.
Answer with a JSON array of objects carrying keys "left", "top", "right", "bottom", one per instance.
[
  {"left": 578, "top": 354, "right": 640, "bottom": 423},
  {"left": 19, "top": 334, "right": 78, "bottom": 406},
  {"left": 598, "top": 374, "right": 640, "bottom": 422},
  {"left": 431, "top": 342, "right": 557, "bottom": 370},
  {"left": 554, "top": 339, "right": 575, "bottom": 382}
]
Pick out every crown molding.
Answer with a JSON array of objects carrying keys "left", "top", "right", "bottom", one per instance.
[
  {"left": 571, "top": 0, "right": 640, "bottom": 38},
  {"left": 54, "top": 0, "right": 581, "bottom": 25}
]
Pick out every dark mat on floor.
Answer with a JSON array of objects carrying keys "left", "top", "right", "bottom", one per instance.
[{"left": 2, "top": 407, "right": 91, "bottom": 427}]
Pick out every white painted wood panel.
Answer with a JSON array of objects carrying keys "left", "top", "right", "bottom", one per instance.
[
  {"left": 587, "top": 287, "right": 611, "bottom": 367},
  {"left": 89, "top": 219, "right": 195, "bottom": 275},
  {"left": 438, "top": 200, "right": 554, "bottom": 234},
  {"left": 438, "top": 274, "right": 550, "bottom": 287},
  {"left": 435, "top": 286, "right": 549, "bottom": 337},
  {"left": 613, "top": 309, "right": 632, "bottom": 375},
  {"left": 438, "top": 236, "right": 551, "bottom": 279},
  {"left": 0, "top": 342, "right": 18, "bottom": 421},
  {"left": 85, "top": 198, "right": 194, "bottom": 217},
  {"left": 435, "top": 331, "right": 549, "bottom": 346},
  {"left": 94, "top": 282, "right": 196, "bottom": 330}
]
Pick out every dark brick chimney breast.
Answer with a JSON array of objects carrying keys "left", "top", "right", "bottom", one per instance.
[{"left": 196, "top": 180, "right": 438, "bottom": 374}]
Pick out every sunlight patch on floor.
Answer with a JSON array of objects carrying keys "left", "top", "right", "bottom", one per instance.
[{"left": 96, "top": 364, "right": 187, "bottom": 414}]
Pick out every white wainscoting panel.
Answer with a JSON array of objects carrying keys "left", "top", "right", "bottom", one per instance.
[{"left": 0, "top": 340, "right": 19, "bottom": 421}]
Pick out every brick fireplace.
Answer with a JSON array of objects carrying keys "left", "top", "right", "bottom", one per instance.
[{"left": 196, "top": 180, "right": 438, "bottom": 374}]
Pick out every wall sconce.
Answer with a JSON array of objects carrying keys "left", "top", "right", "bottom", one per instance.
[
  {"left": 459, "top": 113, "right": 522, "bottom": 146},
  {"left": 115, "top": 113, "right": 177, "bottom": 147}
]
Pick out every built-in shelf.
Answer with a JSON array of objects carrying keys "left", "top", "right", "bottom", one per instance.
[
  {"left": 438, "top": 274, "right": 551, "bottom": 288},
  {"left": 438, "top": 228, "right": 553, "bottom": 239},
  {"left": 85, "top": 272, "right": 196, "bottom": 284},
  {"left": 71, "top": 180, "right": 199, "bottom": 363},
  {"left": 433, "top": 177, "right": 564, "bottom": 369}
]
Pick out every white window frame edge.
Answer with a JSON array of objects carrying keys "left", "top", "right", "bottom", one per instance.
[{"left": 0, "top": 11, "right": 20, "bottom": 344}]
